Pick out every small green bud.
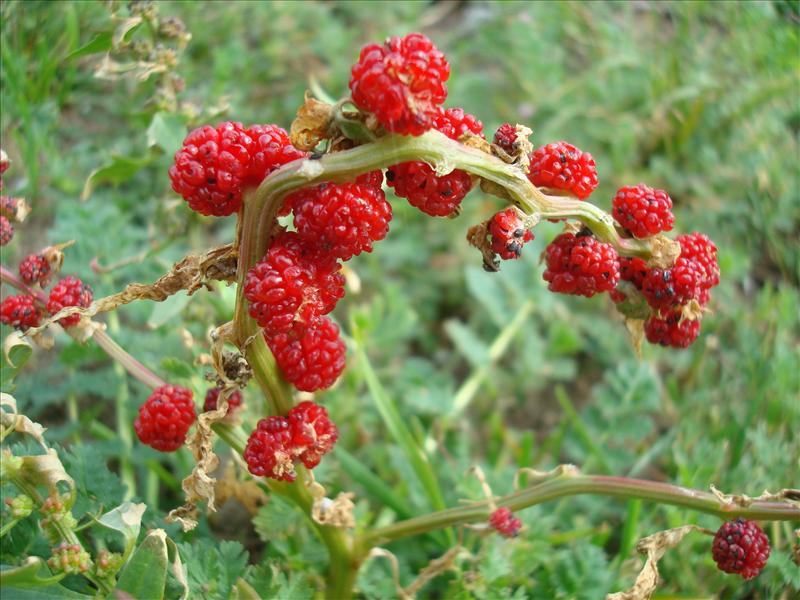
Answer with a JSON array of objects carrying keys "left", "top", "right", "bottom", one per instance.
[
  {"left": 0, "top": 450, "right": 23, "bottom": 480},
  {"left": 6, "top": 494, "right": 34, "bottom": 519}
]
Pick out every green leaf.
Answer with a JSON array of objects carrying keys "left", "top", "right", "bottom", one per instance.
[
  {"left": 98, "top": 502, "right": 147, "bottom": 560},
  {"left": 147, "top": 292, "right": 192, "bottom": 329},
  {"left": 0, "top": 585, "right": 91, "bottom": 599},
  {"left": 114, "top": 529, "right": 168, "bottom": 600},
  {"left": 444, "top": 320, "right": 489, "bottom": 368},
  {"left": 65, "top": 31, "right": 113, "bottom": 60},
  {"left": 146, "top": 112, "right": 187, "bottom": 153},
  {"left": 1, "top": 333, "right": 33, "bottom": 389},
  {"left": 178, "top": 540, "right": 248, "bottom": 600},
  {"left": 81, "top": 154, "right": 152, "bottom": 200},
  {"left": 0, "top": 558, "right": 64, "bottom": 588},
  {"left": 61, "top": 445, "right": 127, "bottom": 518}
]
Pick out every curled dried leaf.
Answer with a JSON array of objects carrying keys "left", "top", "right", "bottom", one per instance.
[
  {"left": 625, "top": 318, "right": 645, "bottom": 358},
  {"left": 710, "top": 484, "right": 800, "bottom": 509},
  {"left": 312, "top": 491, "right": 356, "bottom": 528},
  {"left": 513, "top": 464, "right": 580, "bottom": 490},
  {"left": 466, "top": 221, "right": 498, "bottom": 272},
  {"left": 290, "top": 92, "right": 334, "bottom": 151},
  {"left": 21, "top": 450, "right": 75, "bottom": 496},
  {"left": 1, "top": 393, "right": 47, "bottom": 448}
]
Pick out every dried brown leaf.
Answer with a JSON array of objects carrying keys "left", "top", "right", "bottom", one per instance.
[{"left": 290, "top": 92, "right": 334, "bottom": 151}]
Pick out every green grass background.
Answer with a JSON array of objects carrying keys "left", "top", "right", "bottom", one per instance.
[{"left": 1, "top": 1, "right": 798, "bottom": 598}]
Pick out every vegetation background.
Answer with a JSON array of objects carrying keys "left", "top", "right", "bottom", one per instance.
[{"left": 1, "top": 1, "right": 798, "bottom": 598}]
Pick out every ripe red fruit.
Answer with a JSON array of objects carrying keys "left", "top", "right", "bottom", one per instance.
[
  {"left": 169, "top": 121, "right": 254, "bottom": 217},
  {"left": 387, "top": 108, "right": 483, "bottom": 217},
  {"left": 712, "top": 518, "right": 770, "bottom": 580},
  {"left": 266, "top": 317, "right": 346, "bottom": 392},
  {"left": 640, "top": 257, "right": 704, "bottom": 310},
  {"left": 488, "top": 208, "right": 534, "bottom": 260},
  {"left": 244, "top": 231, "right": 345, "bottom": 335},
  {"left": 543, "top": 232, "right": 620, "bottom": 297},
  {"left": 134, "top": 385, "right": 196, "bottom": 452},
  {"left": 244, "top": 416, "right": 296, "bottom": 481},
  {"left": 287, "top": 401, "right": 338, "bottom": 469},
  {"left": 489, "top": 507, "right": 522, "bottom": 538},
  {"left": 677, "top": 232, "right": 719, "bottom": 289},
  {"left": 619, "top": 257, "right": 649, "bottom": 289},
  {"left": 0, "top": 215, "right": 13, "bottom": 246},
  {"left": 246, "top": 124, "right": 307, "bottom": 185},
  {"left": 349, "top": 33, "right": 449, "bottom": 136},
  {"left": 612, "top": 184, "right": 674, "bottom": 238},
  {"left": 528, "top": 141, "right": 598, "bottom": 200},
  {"left": 0, "top": 294, "right": 42, "bottom": 330},
  {"left": 644, "top": 309, "right": 700, "bottom": 348},
  {"left": 46, "top": 276, "right": 93, "bottom": 328},
  {"left": 293, "top": 182, "right": 392, "bottom": 260},
  {"left": 19, "top": 254, "right": 51, "bottom": 286},
  {"left": 493, "top": 123, "right": 519, "bottom": 155},
  {"left": 355, "top": 170, "right": 385, "bottom": 189},
  {"left": 203, "top": 387, "right": 243, "bottom": 412}
]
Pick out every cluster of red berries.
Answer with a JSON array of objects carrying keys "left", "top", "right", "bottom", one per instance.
[
  {"left": 489, "top": 507, "right": 522, "bottom": 538},
  {"left": 1, "top": 276, "right": 93, "bottom": 332},
  {"left": 243, "top": 401, "right": 337, "bottom": 480},
  {"left": 712, "top": 518, "right": 770, "bottom": 580}
]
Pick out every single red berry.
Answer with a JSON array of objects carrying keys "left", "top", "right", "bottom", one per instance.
[
  {"left": 712, "top": 518, "right": 770, "bottom": 580},
  {"left": 493, "top": 123, "right": 519, "bottom": 155},
  {"left": 169, "top": 121, "right": 254, "bottom": 217},
  {"left": 0, "top": 294, "right": 42, "bottom": 330},
  {"left": 134, "top": 385, "right": 196, "bottom": 452},
  {"left": 243, "top": 416, "right": 296, "bottom": 481},
  {"left": 349, "top": 33, "right": 449, "bottom": 136},
  {"left": 203, "top": 387, "right": 243, "bottom": 412},
  {"left": 677, "top": 232, "right": 719, "bottom": 289},
  {"left": 293, "top": 182, "right": 392, "bottom": 261},
  {"left": 543, "top": 232, "right": 620, "bottom": 297},
  {"left": 266, "top": 317, "right": 346, "bottom": 392},
  {"left": 488, "top": 208, "right": 534, "bottom": 260},
  {"left": 612, "top": 184, "right": 674, "bottom": 238},
  {"left": 620, "top": 257, "right": 649, "bottom": 289},
  {"left": 489, "top": 507, "right": 522, "bottom": 538},
  {"left": 640, "top": 257, "right": 704, "bottom": 310},
  {"left": 244, "top": 231, "right": 345, "bottom": 335},
  {"left": 19, "top": 254, "right": 51, "bottom": 286},
  {"left": 287, "top": 401, "right": 338, "bottom": 469},
  {"left": 528, "top": 141, "right": 598, "bottom": 200},
  {"left": 1, "top": 196, "right": 17, "bottom": 219},
  {"left": 0, "top": 215, "right": 13, "bottom": 246},
  {"left": 246, "top": 124, "right": 307, "bottom": 186},
  {"left": 46, "top": 276, "right": 93, "bottom": 328},
  {"left": 644, "top": 309, "right": 700, "bottom": 349}
]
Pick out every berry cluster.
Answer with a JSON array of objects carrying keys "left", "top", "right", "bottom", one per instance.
[
  {"left": 47, "top": 543, "right": 92, "bottom": 575},
  {"left": 244, "top": 401, "right": 337, "bottom": 480},
  {"left": 134, "top": 384, "right": 196, "bottom": 452},
  {"left": 489, "top": 507, "right": 522, "bottom": 538},
  {"left": 712, "top": 518, "right": 770, "bottom": 580}
]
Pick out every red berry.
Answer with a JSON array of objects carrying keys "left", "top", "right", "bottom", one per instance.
[
  {"left": 169, "top": 121, "right": 254, "bottom": 217},
  {"left": 712, "top": 518, "right": 770, "bottom": 580},
  {"left": 543, "top": 232, "right": 620, "bottom": 297},
  {"left": 612, "top": 184, "right": 674, "bottom": 238},
  {"left": 246, "top": 124, "right": 307, "bottom": 185},
  {"left": 134, "top": 385, "right": 196, "bottom": 452},
  {"left": 46, "top": 276, "right": 93, "bottom": 328},
  {"left": 203, "top": 387, "right": 243, "bottom": 412},
  {"left": 243, "top": 416, "right": 296, "bottom": 481},
  {"left": 293, "top": 182, "right": 392, "bottom": 260},
  {"left": 19, "top": 254, "right": 51, "bottom": 286},
  {"left": 349, "top": 33, "right": 449, "bottom": 136},
  {"left": 488, "top": 208, "right": 534, "bottom": 260},
  {"left": 493, "top": 123, "right": 519, "bottom": 155},
  {"left": 387, "top": 108, "right": 483, "bottom": 217},
  {"left": 266, "top": 317, "right": 346, "bottom": 392},
  {"left": 356, "top": 170, "right": 385, "bottom": 189},
  {"left": 619, "top": 257, "right": 649, "bottom": 289},
  {"left": 677, "top": 232, "right": 719, "bottom": 289},
  {"left": 287, "top": 401, "right": 338, "bottom": 469},
  {"left": 0, "top": 215, "right": 13, "bottom": 246},
  {"left": 0, "top": 294, "right": 42, "bottom": 330},
  {"left": 528, "top": 141, "right": 598, "bottom": 200},
  {"left": 244, "top": 231, "right": 345, "bottom": 335},
  {"left": 644, "top": 309, "right": 700, "bottom": 349},
  {"left": 489, "top": 507, "right": 522, "bottom": 538},
  {"left": 640, "top": 257, "right": 704, "bottom": 310},
  {"left": 1, "top": 196, "right": 17, "bottom": 219}
]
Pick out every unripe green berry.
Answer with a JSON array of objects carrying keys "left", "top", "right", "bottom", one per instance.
[
  {"left": 5, "top": 494, "right": 34, "bottom": 519},
  {"left": 94, "top": 549, "right": 124, "bottom": 578}
]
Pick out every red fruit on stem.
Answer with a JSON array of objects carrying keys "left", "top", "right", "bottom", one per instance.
[
  {"left": 0, "top": 215, "right": 13, "bottom": 246},
  {"left": 488, "top": 208, "right": 534, "bottom": 260},
  {"left": 489, "top": 507, "right": 522, "bottom": 538},
  {"left": 19, "top": 254, "right": 51, "bottom": 286},
  {"left": 644, "top": 309, "right": 700, "bottom": 349},
  {"left": 612, "top": 184, "right": 674, "bottom": 238},
  {"left": 493, "top": 123, "right": 519, "bottom": 155},
  {"left": 246, "top": 124, "right": 307, "bottom": 185},
  {"left": 287, "top": 401, "right": 339, "bottom": 469},
  {"left": 134, "top": 385, "right": 196, "bottom": 452},
  {"left": 528, "top": 141, "right": 598, "bottom": 199},
  {"left": 712, "top": 518, "right": 770, "bottom": 580},
  {"left": 243, "top": 416, "right": 296, "bottom": 481},
  {"left": 46, "top": 276, "right": 93, "bottom": 328},
  {"left": 543, "top": 232, "right": 620, "bottom": 297},
  {"left": 0, "top": 294, "right": 42, "bottom": 330}
]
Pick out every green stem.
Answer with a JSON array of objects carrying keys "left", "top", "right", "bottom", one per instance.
[
  {"left": 106, "top": 311, "right": 137, "bottom": 500},
  {"left": 0, "top": 518, "right": 20, "bottom": 537}
]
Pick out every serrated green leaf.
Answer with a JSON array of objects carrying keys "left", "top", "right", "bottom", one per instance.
[
  {"left": 61, "top": 445, "right": 127, "bottom": 518},
  {"left": 65, "top": 31, "right": 113, "bottom": 60},
  {"left": 81, "top": 154, "right": 152, "bottom": 200},
  {"left": 114, "top": 529, "right": 168, "bottom": 600},
  {"left": 179, "top": 540, "right": 248, "bottom": 600}
]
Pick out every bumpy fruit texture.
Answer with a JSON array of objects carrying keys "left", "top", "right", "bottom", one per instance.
[
  {"left": 169, "top": 121, "right": 254, "bottom": 216},
  {"left": 677, "top": 232, "right": 719, "bottom": 289},
  {"left": 712, "top": 518, "right": 770, "bottom": 580},
  {"left": 644, "top": 310, "right": 700, "bottom": 349},
  {"left": 528, "top": 141, "right": 598, "bottom": 199},
  {"left": 134, "top": 384, "right": 196, "bottom": 452},
  {"left": 19, "top": 254, "right": 51, "bottom": 286},
  {"left": 244, "top": 231, "right": 345, "bottom": 335},
  {"left": 349, "top": 33, "right": 449, "bottom": 136},
  {"left": 287, "top": 401, "right": 339, "bottom": 469},
  {"left": 244, "top": 416, "right": 296, "bottom": 480},
  {"left": 355, "top": 170, "right": 385, "bottom": 189},
  {"left": 612, "top": 184, "right": 674, "bottom": 238},
  {"left": 489, "top": 208, "right": 534, "bottom": 260},
  {"left": 619, "top": 257, "right": 649, "bottom": 289},
  {"left": 493, "top": 123, "right": 519, "bottom": 155},
  {"left": 640, "top": 257, "right": 705, "bottom": 310},
  {"left": 203, "top": 387, "right": 243, "bottom": 412},
  {"left": 489, "top": 507, "right": 522, "bottom": 538},
  {"left": 543, "top": 233, "right": 620, "bottom": 297},
  {"left": 246, "top": 124, "right": 307, "bottom": 185},
  {"left": 266, "top": 317, "right": 346, "bottom": 392},
  {"left": 0, "top": 215, "right": 13, "bottom": 246},
  {"left": 48, "top": 543, "right": 92, "bottom": 575},
  {"left": 387, "top": 108, "right": 483, "bottom": 217},
  {"left": 46, "top": 276, "right": 93, "bottom": 327},
  {"left": 1, "top": 294, "right": 42, "bottom": 330},
  {"left": 293, "top": 182, "right": 392, "bottom": 260}
]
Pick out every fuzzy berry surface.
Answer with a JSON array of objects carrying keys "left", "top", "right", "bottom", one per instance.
[
  {"left": 543, "top": 232, "right": 620, "bottom": 297},
  {"left": 293, "top": 182, "right": 392, "bottom": 261},
  {"left": 169, "top": 121, "right": 254, "bottom": 217},
  {"left": 244, "top": 416, "right": 295, "bottom": 481},
  {"left": 644, "top": 310, "right": 700, "bottom": 349},
  {"left": 0, "top": 294, "right": 42, "bottom": 330},
  {"left": 203, "top": 387, "right": 243, "bottom": 412},
  {"left": 19, "top": 254, "right": 51, "bottom": 286},
  {"left": 489, "top": 208, "right": 534, "bottom": 260},
  {"left": 612, "top": 184, "right": 674, "bottom": 238},
  {"left": 528, "top": 141, "right": 598, "bottom": 200},
  {"left": 287, "top": 401, "right": 338, "bottom": 469},
  {"left": 489, "top": 507, "right": 522, "bottom": 538},
  {"left": 134, "top": 385, "right": 196, "bottom": 452},
  {"left": 712, "top": 518, "right": 770, "bottom": 580},
  {"left": 46, "top": 276, "right": 93, "bottom": 328},
  {"left": 493, "top": 123, "right": 519, "bottom": 155},
  {"left": 0, "top": 215, "right": 13, "bottom": 246},
  {"left": 246, "top": 124, "right": 307, "bottom": 185},
  {"left": 349, "top": 33, "right": 449, "bottom": 136},
  {"left": 387, "top": 107, "right": 483, "bottom": 217},
  {"left": 266, "top": 317, "right": 346, "bottom": 392}
]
